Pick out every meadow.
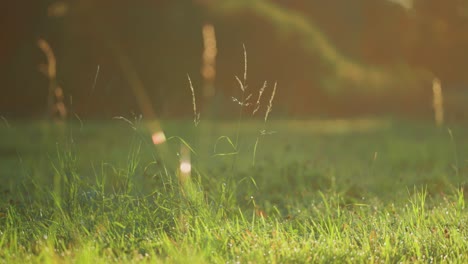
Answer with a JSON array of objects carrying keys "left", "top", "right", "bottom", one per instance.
[{"left": 0, "top": 118, "right": 467, "bottom": 263}]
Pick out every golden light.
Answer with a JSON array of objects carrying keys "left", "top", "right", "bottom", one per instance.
[
  {"left": 179, "top": 145, "right": 191, "bottom": 182},
  {"left": 151, "top": 131, "right": 166, "bottom": 145},
  {"left": 48, "top": 2, "right": 69, "bottom": 17},
  {"left": 432, "top": 78, "right": 444, "bottom": 127},
  {"left": 201, "top": 23, "right": 217, "bottom": 97},
  {"left": 37, "top": 39, "right": 56, "bottom": 79},
  {"left": 180, "top": 161, "right": 192, "bottom": 174},
  {"left": 38, "top": 38, "right": 67, "bottom": 120}
]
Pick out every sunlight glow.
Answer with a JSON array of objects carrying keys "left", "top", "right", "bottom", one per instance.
[
  {"left": 48, "top": 2, "right": 69, "bottom": 17},
  {"left": 201, "top": 23, "right": 217, "bottom": 97},
  {"left": 152, "top": 131, "right": 166, "bottom": 145},
  {"left": 179, "top": 145, "right": 191, "bottom": 181},
  {"left": 432, "top": 78, "right": 444, "bottom": 127},
  {"left": 180, "top": 161, "right": 192, "bottom": 174}
]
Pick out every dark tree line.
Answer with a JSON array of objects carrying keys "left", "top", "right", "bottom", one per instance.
[{"left": 1, "top": 0, "right": 467, "bottom": 118}]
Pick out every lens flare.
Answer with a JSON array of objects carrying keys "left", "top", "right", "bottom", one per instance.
[
  {"left": 180, "top": 161, "right": 192, "bottom": 174},
  {"left": 152, "top": 131, "right": 166, "bottom": 145},
  {"left": 179, "top": 145, "right": 191, "bottom": 182},
  {"left": 432, "top": 78, "right": 444, "bottom": 127}
]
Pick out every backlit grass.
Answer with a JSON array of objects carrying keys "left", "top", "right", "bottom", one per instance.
[{"left": 0, "top": 119, "right": 467, "bottom": 263}]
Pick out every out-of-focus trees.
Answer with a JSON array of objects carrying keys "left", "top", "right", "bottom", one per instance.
[
  {"left": 1, "top": 0, "right": 467, "bottom": 118},
  {"left": 411, "top": 0, "right": 468, "bottom": 85}
]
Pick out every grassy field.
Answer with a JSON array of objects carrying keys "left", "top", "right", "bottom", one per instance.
[{"left": 0, "top": 118, "right": 467, "bottom": 263}]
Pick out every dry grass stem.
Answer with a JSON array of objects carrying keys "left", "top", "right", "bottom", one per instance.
[
  {"left": 235, "top": 76, "right": 246, "bottom": 92},
  {"left": 231, "top": 94, "right": 252, "bottom": 106},
  {"left": 264, "top": 82, "right": 277, "bottom": 122},
  {"left": 253, "top": 81, "right": 267, "bottom": 115},
  {"left": 242, "top": 43, "right": 247, "bottom": 84},
  {"left": 244, "top": 93, "right": 252, "bottom": 105},
  {"left": 187, "top": 74, "right": 200, "bottom": 126},
  {"left": 235, "top": 44, "right": 248, "bottom": 92},
  {"left": 91, "top": 65, "right": 100, "bottom": 92}
]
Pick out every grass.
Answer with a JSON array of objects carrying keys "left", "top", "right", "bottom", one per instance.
[{"left": 0, "top": 118, "right": 467, "bottom": 263}]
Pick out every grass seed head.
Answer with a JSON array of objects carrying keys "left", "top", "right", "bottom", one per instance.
[
  {"left": 243, "top": 43, "right": 247, "bottom": 84},
  {"left": 187, "top": 74, "right": 200, "bottom": 127},
  {"left": 264, "top": 82, "right": 277, "bottom": 122},
  {"left": 253, "top": 81, "right": 267, "bottom": 115}
]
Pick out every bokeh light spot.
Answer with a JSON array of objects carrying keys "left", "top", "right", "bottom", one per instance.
[
  {"left": 180, "top": 161, "right": 191, "bottom": 174},
  {"left": 152, "top": 131, "right": 166, "bottom": 145}
]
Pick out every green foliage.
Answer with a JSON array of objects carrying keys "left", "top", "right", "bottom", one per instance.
[{"left": 0, "top": 119, "right": 467, "bottom": 262}]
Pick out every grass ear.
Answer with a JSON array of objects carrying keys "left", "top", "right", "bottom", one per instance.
[{"left": 187, "top": 74, "right": 200, "bottom": 127}]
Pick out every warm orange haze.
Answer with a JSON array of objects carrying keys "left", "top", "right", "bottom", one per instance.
[
  {"left": 1, "top": 1, "right": 468, "bottom": 263},
  {"left": 1, "top": 0, "right": 467, "bottom": 121}
]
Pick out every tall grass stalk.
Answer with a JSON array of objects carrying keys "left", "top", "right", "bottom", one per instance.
[
  {"left": 187, "top": 74, "right": 200, "bottom": 127},
  {"left": 233, "top": 43, "right": 249, "bottom": 150},
  {"left": 448, "top": 128, "right": 459, "bottom": 178},
  {"left": 252, "top": 82, "right": 277, "bottom": 166}
]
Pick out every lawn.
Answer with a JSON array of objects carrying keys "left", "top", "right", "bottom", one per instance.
[{"left": 0, "top": 118, "right": 467, "bottom": 263}]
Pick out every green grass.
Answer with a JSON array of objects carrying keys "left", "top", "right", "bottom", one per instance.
[{"left": 0, "top": 118, "right": 467, "bottom": 263}]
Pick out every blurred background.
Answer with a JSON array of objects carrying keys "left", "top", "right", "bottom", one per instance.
[{"left": 1, "top": 0, "right": 468, "bottom": 120}]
